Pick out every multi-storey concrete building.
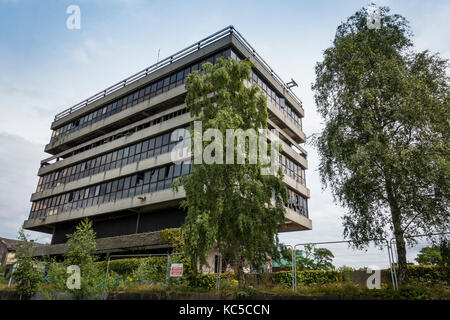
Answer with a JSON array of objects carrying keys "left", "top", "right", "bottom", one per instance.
[{"left": 23, "top": 26, "right": 311, "bottom": 257}]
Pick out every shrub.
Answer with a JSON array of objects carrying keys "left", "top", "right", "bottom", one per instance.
[
  {"left": 271, "top": 270, "right": 341, "bottom": 288},
  {"left": 13, "top": 229, "right": 44, "bottom": 298},
  {"left": 135, "top": 257, "right": 168, "bottom": 283},
  {"left": 63, "top": 218, "right": 103, "bottom": 299},
  {"left": 97, "top": 258, "right": 146, "bottom": 276},
  {"left": 406, "top": 265, "right": 446, "bottom": 284}
]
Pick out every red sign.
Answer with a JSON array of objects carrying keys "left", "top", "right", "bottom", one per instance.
[{"left": 170, "top": 263, "right": 183, "bottom": 277}]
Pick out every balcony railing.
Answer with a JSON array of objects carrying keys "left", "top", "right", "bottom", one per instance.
[{"left": 54, "top": 25, "right": 302, "bottom": 122}]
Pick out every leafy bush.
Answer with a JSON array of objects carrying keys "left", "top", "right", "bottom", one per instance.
[
  {"left": 160, "top": 228, "right": 183, "bottom": 251},
  {"left": 135, "top": 257, "right": 168, "bottom": 283},
  {"left": 405, "top": 265, "right": 448, "bottom": 285},
  {"left": 271, "top": 270, "right": 341, "bottom": 288},
  {"left": 63, "top": 218, "right": 103, "bottom": 299},
  {"left": 232, "top": 285, "right": 256, "bottom": 300},
  {"left": 97, "top": 258, "right": 145, "bottom": 276},
  {"left": 13, "top": 229, "right": 45, "bottom": 298},
  {"left": 193, "top": 272, "right": 236, "bottom": 289}
]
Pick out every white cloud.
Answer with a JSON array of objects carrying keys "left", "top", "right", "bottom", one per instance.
[{"left": 0, "top": 133, "right": 49, "bottom": 242}]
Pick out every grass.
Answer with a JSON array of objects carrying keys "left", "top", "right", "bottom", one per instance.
[{"left": 0, "top": 276, "right": 14, "bottom": 291}]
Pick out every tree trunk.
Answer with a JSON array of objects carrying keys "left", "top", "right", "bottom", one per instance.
[
  {"left": 392, "top": 206, "right": 408, "bottom": 284},
  {"left": 235, "top": 252, "right": 245, "bottom": 287},
  {"left": 385, "top": 175, "right": 408, "bottom": 285}
]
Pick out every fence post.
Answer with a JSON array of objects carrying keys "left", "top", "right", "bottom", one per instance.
[
  {"left": 8, "top": 263, "right": 16, "bottom": 287},
  {"left": 385, "top": 239, "right": 397, "bottom": 291},
  {"left": 166, "top": 253, "right": 172, "bottom": 286},
  {"left": 102, "top": 255, "right": 113, "bottom": 300},
  {"left": 291, "top": 245, "right": 296, "bottom": 291},
  {"left": 216, "top": 253, "right": 222, "bottom": 290},
  {"left": 389, "top": 238, "right": 399, "bottom": 290}
]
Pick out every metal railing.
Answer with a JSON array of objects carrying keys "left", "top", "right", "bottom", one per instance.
[
  {"left": 292, "top": 239, "right": 396, "bottom": 290},
  {"left": 54, "top": 25, "right": 302, "bottom": 122},
  {"left": 388, "top": 232, "right": 450, "bottom": 290}
]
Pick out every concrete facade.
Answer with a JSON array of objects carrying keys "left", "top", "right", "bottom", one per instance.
[{"left": 23, "top": 27, "right": 311, "bottom": 258}]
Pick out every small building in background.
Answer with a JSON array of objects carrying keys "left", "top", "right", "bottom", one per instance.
[{"left": 0, "top": 237, "right": 20, "bottom": 276}]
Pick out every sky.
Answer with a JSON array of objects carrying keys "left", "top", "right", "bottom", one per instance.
[{"left": 0, "top": 0, "right": 448, "bottom": 268}]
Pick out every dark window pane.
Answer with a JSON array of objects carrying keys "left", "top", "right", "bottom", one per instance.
[
  {"left": 182, "top": 163, "right": 190, "bottom": 175},
  {"left": 117, "top": 178, "right": 124, "bottom": 191},
  {"left": 174, "top": 163, "right": 181, "bottom": 177},
  {"left": 166, "top": 165, "right": 173, "bottom": 179},
  {"left": 162, "top": 133, "right": 170, "bottom": 145},
  {"left": 142, "top": 140, "right": 149, "bottom": 152},
  {"left": 117, "top": 149, "right": 124, "bottom": 160},
  {"left": 135, "top": 142, "right": 142, "bottom": 154},
  {"left": 150, "top": 169, "right": 158, "bottom": 183},
  {"left": 148, "top": 138, "right": 155, "bottom": 149},
  {"left": 129, "top": 145, "right": 136, "bottom": 157},
  {"left": 158, "top": 167, "right": 166, "bottom": 181},
  {"left": 155, "top": 136, "right": 162, "bottom": 148},
  {"left": 163, "top": 77, "right": 170, "bottom": 87},
  {"left": 144, "top": 171, "right": 151, "bottom": 184},
  {"left": 124, "top": 176, "right": 131, "bottom": 189},
  {"left": 130, "top": 175, "right": 137, "bottom": 187}
]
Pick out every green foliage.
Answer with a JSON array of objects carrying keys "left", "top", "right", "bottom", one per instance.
[
  {"left": 338, "top": 265, "right": 354, "bottom": 282},
  {"left": 232, "top": 285, "right": 256, "bottom": 300},
  {"left": 271, "top": 270, "right": 341, "bottom": 288},
  {"left": 415, "top": 246, "right": 442, "bottom": 265},
  {"left": 13, "top": 229, "right": 44, "bottom": 298},
  {"left": 178, "top": 55, "right": 287, "bottom": 287},
  {"left": 160, "top": 228, "right": 184, "bottom": 251},
  {"left": 297, "top": 245, "right": 335, "bottom": 270},
  {"left": 135, "top": 257, "right": 168, "bottom": 283},
  {"left": 193, "top": 272, "right": 236, "bottom": 290},
  {"left": 63, "top": 218, "right": 102, "bottom": 299},
  {"left": 311, "top": 5, "right": 450, "bottom": 282},
  {"left": 406, "top": 265, "right": 448, "bottom": 285},
  {"left": 439, "top": 239, "right": 450, "bottom": 280},
  {"left": 64, "top": 218, "right": 97, "bottom": 266},
  {"left": 271, "top": 244, "right": 295, "bottom": 268},
  {"left": 97, "top": 258, "right": 144, "bottom": 275}
]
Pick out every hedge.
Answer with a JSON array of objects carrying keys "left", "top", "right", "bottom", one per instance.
[
  {"left": 195, "top": 272, "right": 236, "bottom": 289},
  {"left": 271, "top": 266, "right": 449, "bottom": 288},
  {"left": 271, "top": 270, "right": 342, "bottom": 287},
  {"left": 405, "top": 265, "right": 448, "bottom": 284},
  {"left": 96, "top": 257, "right": 167, "bottom": 275}
]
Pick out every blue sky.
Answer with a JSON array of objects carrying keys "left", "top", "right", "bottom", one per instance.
[{"left": 0, "top": 0, "right": 448, "bottom": 267}]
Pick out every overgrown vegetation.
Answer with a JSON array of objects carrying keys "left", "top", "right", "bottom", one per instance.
[{"left": 12, "top": 229, "right": 44, "bottom": 298}]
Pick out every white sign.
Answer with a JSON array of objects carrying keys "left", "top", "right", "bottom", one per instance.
[{"left": 170, "top": 263, "right": 183, "bottom": 277}]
